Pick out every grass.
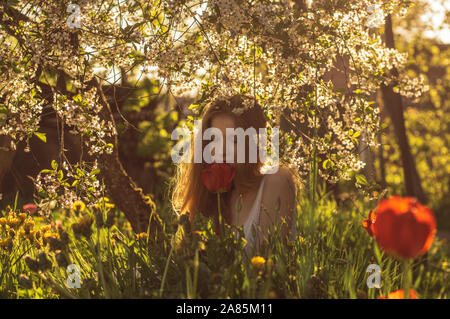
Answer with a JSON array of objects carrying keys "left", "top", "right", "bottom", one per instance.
[{"left": 0, "top": 186, "right": 448, "bottom": 299}]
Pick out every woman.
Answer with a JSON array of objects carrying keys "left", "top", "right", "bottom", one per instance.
[{"left": 172, "top": 94, "right": 298, "bottom": 255}]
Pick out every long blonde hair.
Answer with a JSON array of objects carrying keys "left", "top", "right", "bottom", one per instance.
[{"left": 171, "top": 94, "right": 296, "bottom": 227}]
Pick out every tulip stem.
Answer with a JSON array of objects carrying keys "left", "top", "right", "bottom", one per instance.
[{"left": 402, "top": 259, "right": 412, "bottom": 299}]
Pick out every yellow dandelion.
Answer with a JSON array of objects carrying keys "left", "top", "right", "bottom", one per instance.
[
  {"left": 43, "top": 231, "right": 59, "bottom": 240},
  {"left": 0, "top": 238, "right": 13, "bottom": 250},
  {"left": 136, "top": 232, "right": 148, "bottom": 241},
  {"left": 72, "top": 201, "right": 86, "bottom": 213},
  {"left": 7, "top": 216, "right": 21, "bottom": 228},
  {"left": 251, "top": 256, "right": 266, "bottom": 272},
  {"left": 123, "top": 221, "right": 132, "bottom": 232},
  {"left": 40, "top": 225, "right": 51, "bottom": 233}
]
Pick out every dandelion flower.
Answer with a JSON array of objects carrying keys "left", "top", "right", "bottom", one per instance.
[
  {"left": 251, "top": 256, "right": 266, "bottom": 272},
  {"left": 72, "top": 201, "right": 86, "bottom": 213}
]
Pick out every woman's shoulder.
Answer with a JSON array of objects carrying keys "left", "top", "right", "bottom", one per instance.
[
  {"left": 260, "top": 166, "right": 297, "bottom": 204},
  {"left": 263, "top": 166, "right": 295, "bottom": 188}
]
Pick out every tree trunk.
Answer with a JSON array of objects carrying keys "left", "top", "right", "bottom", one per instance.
[
  {"left": 376, "top": 90, "right": 387, "bottom": 189},
  {"left": 381, "top": 15, "right": 426, "bottom": 203},
  {"left": 0, "top": 136, "right": 16, "bottom": 193},
  {"left": 93, "top": 79, "right": 166, "bottom": 240}
]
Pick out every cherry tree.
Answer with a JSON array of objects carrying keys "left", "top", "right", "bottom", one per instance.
[{"left": 0, "top": 0, "right": 426, "bottom": 234}]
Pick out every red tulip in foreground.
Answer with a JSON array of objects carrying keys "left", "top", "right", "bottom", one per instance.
[
  {"left": 201, "top": 163, "right": 235, "bottom": 194},
  {"left": 202, "top": 163, "right": 235, "bottom": 237},
  {"left": 363, "top": 196, "right": 436, "bottom": 259},
  {"left": 379, "top": 289, "right": 418, "bottom": 299}
]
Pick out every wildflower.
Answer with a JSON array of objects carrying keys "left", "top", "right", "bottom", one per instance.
[
  {"left": 40, "top": 225, "right": 51, "bottom": 233},
  {"left": 23, "top": 203, "right": 37, "bottom": 214},
  {"left": 367, "top": 196, "right": 436, "bottom": 259},
  {"left": 379, "top": 289, "right": 418, "bottom": 299},
  {"left": 0, "top": 217, "right": 6, "bottom": 227},
  {"left": 94, "top": 197, "right": 115, "bottom": 211},
  {"left": 24, "top": 255, "right": 40, "bottom": 272},
  {"left": 201, "top": 163, "right": 236, "bottom": 193},
  {"left": 123, "top": 221, "right": 132, "bottom": 233},
  {"left": 0, "top": 238, "right": 13, "bottom": 250},
  {"left": 18, "top": 274, "right": 33, "bottom": 289},
  {"left": 251, "top": 256, "right": 266, "bottom": 272},
  {"left": 72, "top": 201, "right": 86, "bottom": 214},
  {"left": 135, "top": 232, "right": 148, "bottom": 241},
  {"left": 6, "top": 215, "right": 21, "bottom": 228},
  {"left": 363, "top": 210, "right": 375, "bottom": 237}
]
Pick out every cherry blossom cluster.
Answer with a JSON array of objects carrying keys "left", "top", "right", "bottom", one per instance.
[{"left": 0, "top": 0, "right": 428, "bottom": 186}]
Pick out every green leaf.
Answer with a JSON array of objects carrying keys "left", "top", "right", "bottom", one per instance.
[
  {"left": 322, "top": 159, "right": 334, "bottom": 169},
  {"left": 355, "top": 174, "right": 368, "bottom": 186},
  {"left": 51, "top": 160, "right": 58, "bottom": 170},
  {"left": 90, "top": 169, "right": 100, "bottom": 176},
  {"left": 34, "top": 132, "right": 47, "bottom": 143}
]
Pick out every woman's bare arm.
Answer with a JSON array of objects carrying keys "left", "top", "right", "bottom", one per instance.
[{"left": 257, "top": 166, "right": 296, "bottom": 247}]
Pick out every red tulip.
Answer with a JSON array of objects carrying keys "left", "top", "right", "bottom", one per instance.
[
  {"left": 379, "top": 289, "right": 418, "bottom": 299},
  {"left": 23, "top": 203, "right": 37, "bottom": 214},
  {"left": 363, "top": 210, "right": 375, "bottom": 237},
  {"left": 201, "top": 163, "right": 235, "bottom": 194},
  {"left": 365, "top": 196, "right": 436, "bottom": 259}
]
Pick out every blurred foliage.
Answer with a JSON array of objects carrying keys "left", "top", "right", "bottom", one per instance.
[{"left": 377, "top": 5, "right": 450, "bottom": 229}]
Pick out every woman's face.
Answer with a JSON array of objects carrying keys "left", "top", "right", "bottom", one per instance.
[{"left": 210, "top": 113, "right": 239, "bottom": 168}]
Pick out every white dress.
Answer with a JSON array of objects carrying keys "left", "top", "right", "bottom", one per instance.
[{"left": 240, "top": 175, "right": 297, "bottom": 256}]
